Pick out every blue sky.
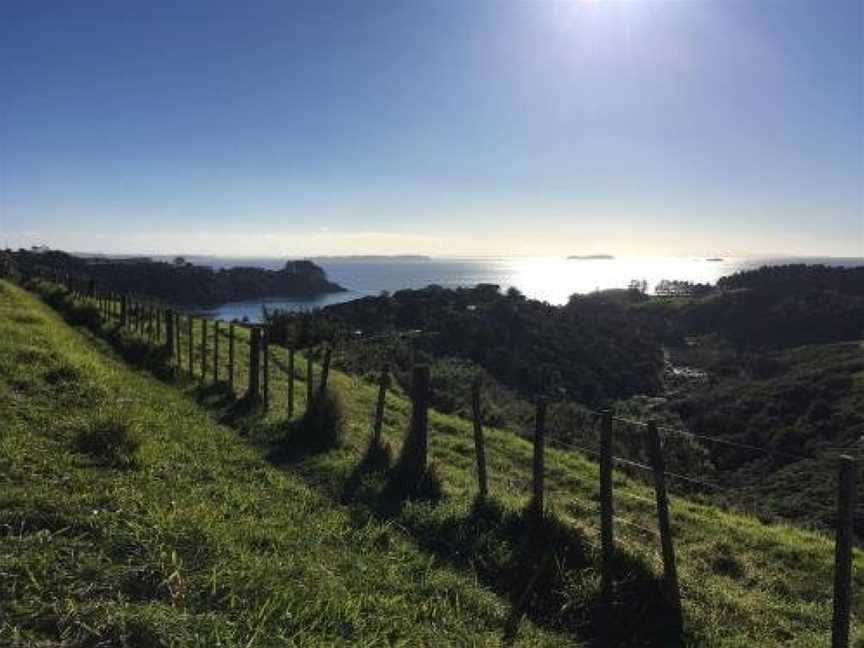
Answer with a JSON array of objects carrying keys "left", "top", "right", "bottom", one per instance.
[{"left": 1, "top": 0, "right": 862, "bottom": 257}]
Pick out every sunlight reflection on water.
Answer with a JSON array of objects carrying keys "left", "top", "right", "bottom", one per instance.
[{"left": 192, "top": 255, "right": 863, "bottom": 322}]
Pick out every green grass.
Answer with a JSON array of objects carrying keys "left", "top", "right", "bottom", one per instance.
[{"left": 3, "top": 279, "right": 862, "bottom": 646}]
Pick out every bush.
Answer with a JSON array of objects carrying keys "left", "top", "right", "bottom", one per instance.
[
  {"left": 74, "top": 415, "right": 141, "bottom": 469},
  {"left": 297, "top": 385, "right": 347, "bottom": 450},
  {"left": 67, "top": 302, "right": 102, "bottom": 329}
]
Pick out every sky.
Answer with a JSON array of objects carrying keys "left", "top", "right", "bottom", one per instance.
[{"left": 1, "top": 0, "right": 862, "bottom": 258}]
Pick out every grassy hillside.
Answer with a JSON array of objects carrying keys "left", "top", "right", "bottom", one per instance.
[
  {"left": 2, "top": 279, "right": 862, "bottom": 646},
  {"left": 0, "top": 281, "right": 563, "bottom": 646}
]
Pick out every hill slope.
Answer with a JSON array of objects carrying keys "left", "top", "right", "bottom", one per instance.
[
  {"left": 0, "top": 281, "right": 561, "bottom": 646},
  {"left": 2, "top": 279, "right": 862, "bottom": 646}
]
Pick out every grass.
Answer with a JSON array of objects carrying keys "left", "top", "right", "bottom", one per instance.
[{"left": 3, "top": 279, "right": 863, "bottom": 646}]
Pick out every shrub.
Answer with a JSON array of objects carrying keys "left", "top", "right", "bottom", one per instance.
[
  {"left": 297, "top": 385, "right": 347, "bottom": 450},
  {"left": 74, "top": 415, "right": 141, "bottom": 469}
]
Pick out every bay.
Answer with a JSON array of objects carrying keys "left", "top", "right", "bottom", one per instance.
[{"left": 186, "top": 255, "right": 864, "bottom": 322}]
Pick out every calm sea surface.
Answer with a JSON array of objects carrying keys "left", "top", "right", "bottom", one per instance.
[{"left": 187, "top": 256, "right": 864, "bottom": 322}]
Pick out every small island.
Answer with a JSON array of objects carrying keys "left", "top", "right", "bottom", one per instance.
[
  {"left": 705, "top": 257, "right": 724, "bottom": 262},
  {"left": 566, "top": 254, "right": 615, "bottom": 260},
  {"left": 7, "top": 249, "right": 346, "bottom": 306}
]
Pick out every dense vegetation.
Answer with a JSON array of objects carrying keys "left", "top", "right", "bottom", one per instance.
[
  {"left": 263, "top": 264, "right": 864, "bottom": 536},
  {"left": 3, "top": 279, "right": 861, "bottom": 646},
  {"left": 4, "top": 248, "right": 345, "bottom": 306},
  {"left": 268, "top": 284, "right": 664, "bottom": 407}
]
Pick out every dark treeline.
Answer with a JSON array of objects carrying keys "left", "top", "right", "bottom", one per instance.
[
  {"left": 4, "top": 249, "right": 345, "bottom": 305},
  {"left": 268, "top": 283, "right": 665, "bottom": 408}
]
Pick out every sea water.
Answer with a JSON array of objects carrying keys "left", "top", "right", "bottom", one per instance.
[{"left": 187, "top": 256, "right": 864, "bottom": 322}]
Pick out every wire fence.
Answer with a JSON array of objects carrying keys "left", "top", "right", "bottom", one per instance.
[{"left": 28, "top": 275, "right": 860, "bottom": 646}]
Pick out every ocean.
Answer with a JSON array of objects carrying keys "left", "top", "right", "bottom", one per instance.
[{"left": 185, "top": 255, "right": 864, "bottom": 322}]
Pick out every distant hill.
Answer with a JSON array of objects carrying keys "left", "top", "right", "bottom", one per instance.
[
  {"left": 5, "top": 249, "right": 345, "bottom": 306},
  {"left": 566, "top": 254, "right": 614, "bottom": 260}
]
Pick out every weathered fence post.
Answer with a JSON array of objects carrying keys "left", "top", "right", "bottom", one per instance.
[
  {"left": 531, "top": 398, "right": 547, "bottom": 521},
  {"left": 306, "top": 353, "right": 314, "bottom": 410},
  {"left": 262, "top": 334, "right": 270, "bottom": 409},
  {"left": 287, "top": 347, "right": 295, "bottom": 417},
  {"left": 372, "top": 364, "right": 389, "bottom": 448},
  {"left": 646, "top": 421, "right": 683, "bottom": 629},
  {"left": 228, "top": 324, "right": 235, "bottom": 392},
  {"left": 187, "top": 317, "right": 194, "bottom": 376},
  {"left": 317, "top": 344, "right": 332, "bottom": 400},
  {"left": 400, "top": 364, "right": 430, "bottom": 478},
  {"left": 600, "top": 410, "right": 615, "bottom": 603},
  {"left": 248, "top": 327, "right": 261, "bottom": 398},
  {"left": 200, "top": 319, "right": 207, "bottom": 381},
  {"left": 120, "top": 295, "right": 128, "bottom": 327},
  {"left": 213, "top": 321, "right": 220, "bottom": 383},
  {"left": 832, "top": 455, "right": 857, "bottom": 648},
  {"left": 156, "top": 308, "right": 162, "bottom": 340},
  {"left": 175, "top": 313, "right": 181, "bottom": 368},
  {"left": 471, "top": 377, "right": 488, "bottom": 499},
  {"left": 165, "top": 309, "right": 175, "bottom": 357}
]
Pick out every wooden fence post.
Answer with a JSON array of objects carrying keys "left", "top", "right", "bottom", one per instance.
[
  {"left": 228, "top": 324, "right": 235, "bottom": 392},
  {"left": 372, "top": 364, "right": 389, "bottom": 448},
  {"left": 287, "top": 348, "right": 295, "bottom": 417},
  {"left": 262, "top": 335, "right": 270, "bottom": 409},
  {"left": 531, "top": 398, "right": 547, "bottom": 521},
  {"left": 187, "top": 317, "right": 194, "bottom": 376},
  {"left": 156, "top": 308, "right": 162, "bottom": 340},
  {"left": 248, "top": 327, "right": 261, "bottom": 398},
  {"left": 213, "top": 321, "right": 220, "bottom": 383},
  {"left": 832, "top": 455, "right": 857, "bottom": 648},
  {"left": 200, "top": 319, "right": 207, "bottom": 381},
  {"left": 317, "top": 344, "right": 332, "bottom": 400},
  {"left": 646, "top": 421, "right": 683, "bottom": 629},
  {"left": 175, "top": 313, "right": 181, "bottom": 368},
  {"left": 120, "top": 295, "right": 128, "bottom": 327},
  {"left": 600, "top": 409, "right": 615, "bottom": 604},
  {"left": 306, "top": 353, "right": 314, "bottom": 410},
  {"left": 471, "top": 377, "right": 488, "bottom": 499},
  {"left": 165, "top": 309, "right": 175, "bottom": 357}
]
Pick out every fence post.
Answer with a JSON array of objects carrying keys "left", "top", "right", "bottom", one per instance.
[
  {"left": 213, "top": 321, "right": 220, "bottom": 383},
  {"left": 531, "top": 398, "right": 547, "bottom": 521},
  {"left": 600, "top": 410, "right": 615, "bottom": 602},
  {"left": 401, "top": 364, "right": 430, "bottom": 478},
  {"left": 306, "top": 353, "right": 314, "bottom": 410},
  {"left": 646, "top": 421, "right": 683, "bottom": 629},
  {"left": 175, "top": 313, "right": 181, "bottom": 368},
  {"left": 317, "top": 344, "right": 332, "bottom": 400},
  {"left": 228, "top": 324, "right": 235, "bottom": 392},
  {"left": 372, "top": 364, "right": 389, "bottom": 448},
  {"left": 120, "top": 295, "right": 128, "bottom": 327},
  {"left": 832, "top": 455, "right": 857, "bottom": 648},
  {"left": 156, "top": 308, "right": 162, "bottom": 340},
  {"left": 200, "top": 319, "right": 207, "bottom": 381},
  {"left": 248, "top": 327, "right": 261, "bottom": 398},
  {"left": 165, "top": 309, "right": 175, "bottom": 357},
  {"left": 471, "top": 377, "right": 488, "bottom": 499},
  {"left": 287, "top": 347, "right": 295, "bottom": 417},
  {"left": 187, "top": 317, "right": 194, "bottom": 376},
  {"left": 262, "top": 334, "right": 270, "bottom": 409}
]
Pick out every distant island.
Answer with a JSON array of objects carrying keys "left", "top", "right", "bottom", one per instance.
[
  {"left": 705, "top": 257, "right": 724, "bottom": 262},
  {"left": 566, "top": 254, "right": 615, "bottom": 260},
  {"left": 6, "top": 249, "right": 346, "bottom": 306},
  {"left": 309, "top": 255, "right": 431, "bottom": 261}
]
